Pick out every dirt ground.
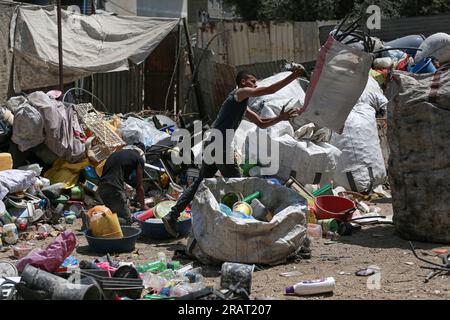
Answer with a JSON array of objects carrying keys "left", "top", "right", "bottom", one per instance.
[{"left": 2, "top": 202, "right": 450, "bottom": 300}]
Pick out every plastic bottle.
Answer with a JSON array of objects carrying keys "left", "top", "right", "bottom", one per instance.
[
  {"left": 285, "top": 277, "right": 335, "bottom": 296},
  {"left": 176, "top": 282, "right": 205, "bottom": 294},
  {"left": 136, "top": 260, "right": 167, "bottom": 273},
  {"left": 175, "top": 262, "right": 194, "bottom": 277},
  {"left": 184, "top": 268, "right": 204, "bottom": 283},
  {"left": 170, "top": 285, "right": 190, "bottom": 297},
  {"left": 143, "top": 272, "right": 168, "bottom": 290},
  {"left": 16, "top": 217, "right": 28, "bottom": 232},
  {"left": 166, "top": 261, "right": 181, "bottom": 270},
  {"left": 243, "top": 192, "right": 262, "bottom": 204}
]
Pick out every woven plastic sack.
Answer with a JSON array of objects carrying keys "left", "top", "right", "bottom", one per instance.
[
  {"left": 415, "top": 33, "right": 450, "bottom": 64},
  {"left": 188, "top": 178, "right": 308, "bottom": 265},
  {"left": 388, "top": 69, "right": 450, "bottom": 243},
  {"left": 301, "top": 36, "right": 373, "bottom": 133}
]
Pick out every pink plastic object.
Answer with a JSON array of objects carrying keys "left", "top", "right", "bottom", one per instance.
[
  {"left": 95, "top": 262, "right": 118, "bottom": 273},
  {"left": 307, "top": 224, "right": 323, "bottom": 240},
  {"left": 46, "top": 90, "right": 62, "bottom": 99},
  {"left": 16, "top": 231, "right": 77, "bottom": 273}
]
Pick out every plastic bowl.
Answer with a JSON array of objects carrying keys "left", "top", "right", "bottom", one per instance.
[
  {"left": 133, "top": 213, "right": 191, "bottom": 239},
  {"left": 84, "top": 226, "right": 141, "bottom": 254},
  {"left": 410, "top": 58, "right": 437, "bottom": 74},
  {"left": 314, "top": 196, "right": 356, "bottom": 222}
]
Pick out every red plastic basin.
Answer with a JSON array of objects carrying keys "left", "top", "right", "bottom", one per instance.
[{"left": 314, "top": 195, "right": 356, "bottom": 222}]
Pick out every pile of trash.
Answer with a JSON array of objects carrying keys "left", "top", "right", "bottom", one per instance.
[
  {"left": 0, "top": 90, "right": 185, "bottom": 251},
  {"left": 0, "top": 89, "right": 311, "bottom": 300},
  {"left": 0, "top": 228, "right": 255, "bottom": 300}
]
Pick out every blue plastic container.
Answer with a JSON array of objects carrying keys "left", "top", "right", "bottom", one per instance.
[
  {"left": 84, "top": 226, "right": 141, "bottom": 254},
  {"left": 409, "top": 58, "right": 437, "bottom": 74},
  {"left": 83, "top": 166, "right": 100, "bottom": 182},
  {"left": 133, "top": 213, "right": 191, "bottom": 239}
]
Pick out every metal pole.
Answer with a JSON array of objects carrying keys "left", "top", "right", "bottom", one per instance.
[
  {"left": 91, "top": 0, "right": 96, "bottom": 14},
  {"left": 56, "top": 0, "right": 64, "bottom": 92},
  {"left": 182, "top": 17, "right": 206, "bottom": 121}
]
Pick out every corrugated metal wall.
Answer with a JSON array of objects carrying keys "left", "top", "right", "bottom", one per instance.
[
  {"left": 319, "top": 14, "right": 450, "bottom": 44},
  {"left": 144, "top": 32, "right": 178, "bottom": 111},
  {"left": 88, "top": 31, "right": 179, "bottom": 114},
  {"left": 197, "top": 21, "right": 321, "bottom": 66},
  {"left": 236, "top": 60, "right": 287, "bottom": 79},
  {"left": 91, "top": 63, "right": 144, "bottom": 114}
]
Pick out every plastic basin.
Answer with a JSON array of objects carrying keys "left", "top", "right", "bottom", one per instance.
[
  {"left": 314, "top": 196, "right": 356, "bottom": 222},
  {"left": 133, "top": 213, "right": 191, "bottom": 239},
  {"left": 84, "top": 226, "right": 141, "bottom": 254},
  {"left": 409, "top": 58, "right": 437, "bottom": 74}
]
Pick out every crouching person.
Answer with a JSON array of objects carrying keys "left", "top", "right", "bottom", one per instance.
[{"left": 97, "top": 144, "right": 150, "bottom": 225}]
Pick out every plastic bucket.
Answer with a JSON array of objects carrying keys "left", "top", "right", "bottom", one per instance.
[
  {"left": 410, "top": 58, "right": 437, "bottom": 74},
  {"left": 314, "top": 196, "right": 356, "bottom": 222},
  {"left": 220, "top": 262, "right": 255, "bottom": 295}
]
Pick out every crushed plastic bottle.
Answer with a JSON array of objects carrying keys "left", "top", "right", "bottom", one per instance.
[
  {"left": 143, "top": 272, "right": 168, "bottom": 290},
  {"left": 184, "top": 267, "right": 204, "bottom": 283}
]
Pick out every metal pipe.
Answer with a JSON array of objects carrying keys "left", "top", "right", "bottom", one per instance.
[
  {"left": 56, "top": 0, "right": 64, "bottom": 92},
  {"left": 182, "top": 17, "right": 207, "bottom": 121}
]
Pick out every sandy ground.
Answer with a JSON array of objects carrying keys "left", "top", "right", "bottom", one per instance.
[{"left": 2, "top": 203, "right": 450, "bottom": 300}]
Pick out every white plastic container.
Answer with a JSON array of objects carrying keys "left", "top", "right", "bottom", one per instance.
[
  {"left": 307, "top": 224, "right": 323, "bottom": 240},
  {"left": 285, "top": 277, "right": 335, "bottom": 296},
  {"left": 3, "top": 223, "right": 19, "bottom": 245}
]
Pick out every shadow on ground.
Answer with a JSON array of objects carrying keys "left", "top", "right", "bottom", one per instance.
[{"left": 338, "top": 225, "right": 449, "bottom": 251}]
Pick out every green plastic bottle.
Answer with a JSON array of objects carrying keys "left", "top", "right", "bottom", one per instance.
[
  {"left": 167, "top": 261, "right": 181, "bottom": 270},
  {"left": 136, "top": 260, "right": 167, "bottom": 273},
  {"left": 243, "top": 192, "right": 262, "bottom": 204}
]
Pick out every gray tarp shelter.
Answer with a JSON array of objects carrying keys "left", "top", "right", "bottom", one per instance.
[{"left": 0, "top": 1, "right": 179, "bottom": 103}]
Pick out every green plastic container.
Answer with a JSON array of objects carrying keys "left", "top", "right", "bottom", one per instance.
[
  {"left": 243, "top": 192, "right": 262, "bottom": 204},
  {"left": 136, "top": 260, "right": 166, "bottom": 273},
  {"left": 313, "top": 184, "right": 333, "bottom": 197}
]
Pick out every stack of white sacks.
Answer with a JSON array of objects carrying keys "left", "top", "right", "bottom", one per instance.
[{"left": 233, "top": 73, "right": 388, "bottom": 193}]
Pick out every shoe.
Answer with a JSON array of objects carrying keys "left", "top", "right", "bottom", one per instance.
[{"left": 162, "top": 213, "right": 179, "bottom": 238}]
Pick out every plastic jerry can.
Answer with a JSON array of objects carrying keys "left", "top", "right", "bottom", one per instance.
[{"left": 0, "top": 153, "right": 12, "bottom": 171}]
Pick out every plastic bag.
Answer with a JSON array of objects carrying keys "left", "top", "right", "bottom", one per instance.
[
  {"left": 16, "top": 231, "right": 77, "bottom": 273},
  {"left": 11, "top": 103, "right": 44, "bottom": 151},
  {"left": 119, "top": 117, "right": 171, "bottom": 148},
  {"left": 0, "top": 169, "right": 36, "bottom": 200},
  {"left": 44, "top": 158, "right": 90, "bottom": 189}
]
